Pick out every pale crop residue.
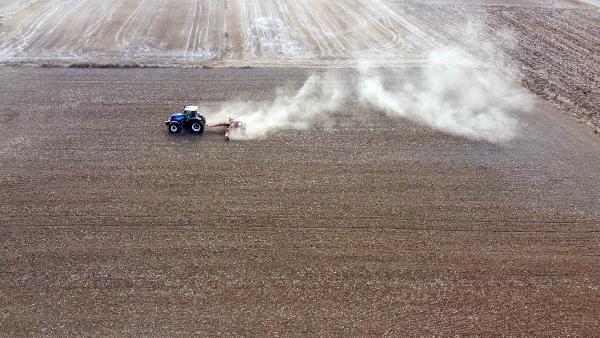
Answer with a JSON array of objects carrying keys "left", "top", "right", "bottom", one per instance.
[
  {"left": 0, "top": 0, "right": 438, "bottom": 66},
  {"left": 247, "top": 17, "right": 309, "bottom": 57}
]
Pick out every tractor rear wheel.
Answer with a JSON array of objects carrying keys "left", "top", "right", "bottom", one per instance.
[
  {"left": 168, "top": 122, "right": 181, "bottom": 134},
  {"left": 189, "top": 119, "right": 204, "bottom": 134}
]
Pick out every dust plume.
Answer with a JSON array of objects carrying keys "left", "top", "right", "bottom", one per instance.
[
  {"left": 206, "top": 25, "right": 532, "bottom": 143},
  {"left": 353, "top": 20, "right": 533, "bottom": 143},
  {"left": 356, "top": 46, "right": 531, "bottom": 143},
  {"left": 207, "top": 72, "right": 345, "bottom": 139}
]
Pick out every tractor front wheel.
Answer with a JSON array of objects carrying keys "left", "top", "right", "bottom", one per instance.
[{"left": 168, "top": 122, "right": 181, "bottom": 134}]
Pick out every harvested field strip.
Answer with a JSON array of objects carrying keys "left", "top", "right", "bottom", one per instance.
[
  {"left": 0, "top": 0, "right": 227, "bottom": 62},
  {"left": 228, "top": 0, "right": 435, "bottom": 59},
  {"left": 0, "top": 0, "right": 435, "bottom": 64}
]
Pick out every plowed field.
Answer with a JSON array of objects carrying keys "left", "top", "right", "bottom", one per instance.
[{"left": 1, "top": 67, "right": 599, "bottom": 335}]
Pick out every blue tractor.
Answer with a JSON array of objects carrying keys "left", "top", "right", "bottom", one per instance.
[{"left": 165, "top": 105, "right": 206, "bottom": 134}]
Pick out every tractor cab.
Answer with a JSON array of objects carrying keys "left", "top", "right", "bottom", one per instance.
[{"left": 183, "top": 105, "right": 198, "bottom": 121}]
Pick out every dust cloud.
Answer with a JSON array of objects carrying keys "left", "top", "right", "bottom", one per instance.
[
  {"left": 207, "top": 72, "right": 346, "bottom": 139},
  {"left": 205, "top": 25, "right": 533, "bottom": 143},
  {"left": 356, "top": 46, "right": 531, "bottom": 143}
]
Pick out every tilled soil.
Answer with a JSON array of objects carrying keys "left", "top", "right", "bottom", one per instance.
[{"left": 1, "top": 68, "right": 599, "bottom": 335}]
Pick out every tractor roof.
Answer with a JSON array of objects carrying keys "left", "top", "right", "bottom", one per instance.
[{"left": 184, "top": 105, "right": 198, "bottom": 112}]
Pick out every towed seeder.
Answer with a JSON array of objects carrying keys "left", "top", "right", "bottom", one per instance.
[{"left": 209, "top": 117, "right": 245, "bottom": 141}]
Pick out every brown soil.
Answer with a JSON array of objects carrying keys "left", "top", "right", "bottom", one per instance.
[{"left": 1, "top": 68, "right": 599, "bottom": 335}]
